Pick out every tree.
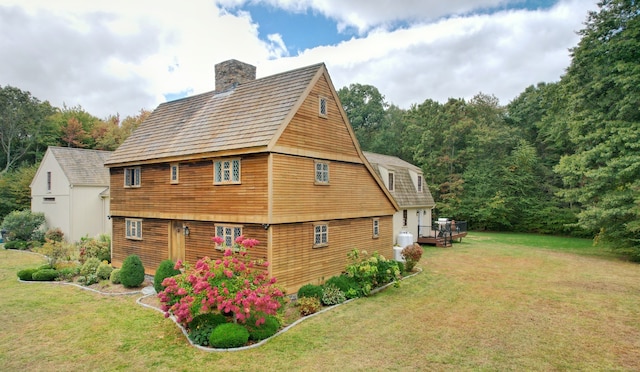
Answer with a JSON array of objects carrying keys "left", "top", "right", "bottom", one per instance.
[
  {"left": 0, "top": 86, "right": 55, "bottom": 173},
  {"left": 0, "top": 164, "right": 37, "bottom": 221},
  {"left": 337, "top": 84, "right": 388, "bottom": 150},
  {"left": 555, "top": 0, "right": 640, "bottom": 257}
]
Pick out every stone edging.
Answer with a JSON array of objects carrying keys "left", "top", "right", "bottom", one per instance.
[{"left": 137, "top": 268, "right": 423, "bottom": 352}]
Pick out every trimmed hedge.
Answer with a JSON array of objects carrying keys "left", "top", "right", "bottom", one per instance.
[
  {"left": 17, "top": 268, "right": 38, "bottom": 281},
  {"left": 297, "top": 284, "right": 323, "bottom": 300},
  {"left": 31, "top": 268, "right": 59, "bottom": 281},
  {"left": 209, "top": 323, "right": 249, "bottom": 349}
]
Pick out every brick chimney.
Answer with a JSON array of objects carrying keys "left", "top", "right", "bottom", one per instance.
[{"left": 215, "top": 59, "right": 256, "bottom": 92}]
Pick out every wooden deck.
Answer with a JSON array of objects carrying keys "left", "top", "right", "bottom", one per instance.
[{"left": 418, "top": 231, "right": 468, "bottom": 247}]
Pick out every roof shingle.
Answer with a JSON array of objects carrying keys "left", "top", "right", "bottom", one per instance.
[{"left": 49, "top": 147, "right": 112, "bottom": 186}]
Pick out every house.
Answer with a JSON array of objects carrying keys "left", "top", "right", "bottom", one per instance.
[
  {"left": 104, "top": 59, "right": 398, "bottom": 294},
  {"left": 30, "top": 146, "right": 112, "bottom": 242},
  {"left": 363, "top": 152, "right": 435, "bottom": 245}
]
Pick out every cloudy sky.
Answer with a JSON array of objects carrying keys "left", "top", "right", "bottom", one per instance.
[{"left": 0, "top": 0, "right": 598, "bottom": 119}]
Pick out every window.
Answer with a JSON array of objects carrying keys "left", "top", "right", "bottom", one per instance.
[
  {"left": 319, "top": 96, "right": 328, "bottom": 118},
  {"left": 125, "top": 219, "right": 142, "bottom": 240},
  {"left": 388, "top": 172, "right": 395, "bottom": 191},
  {"left": 372, "top": 218, "right": 380, "bottom": 239},
  {"left": 124, "top": 167, "right": 141, "bottom": 187},
  {"left": 417, "top": 175, "right": 423, "bottom": 192},
  {"left": 215, "top": 225, "right": 243, "bottom": 248},
  {"left": 170, "top": 164, "right": 179, "bottom": 184},
  {"left": 313, "top": 223, "right": 328, "bottom": 248},
  {"left": 315, "top": 161, "right": 329, "bottom": 184},
  {"left": 43, "top": 197, "right": 55, "bottom": 203},
  {"left": 46, "top": 171, "right": 51, "bottom": 193},
  {"left": 214, "top": 159, "right": 241, "bottom": 185},
  {"left": 403, "top": 210, "right": 408, "bottom": 227}
]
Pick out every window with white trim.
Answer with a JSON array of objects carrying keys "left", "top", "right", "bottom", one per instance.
[
  {"left": 372, "top": 218, "right": 380, "bottom": 239},
  {"left": 313, "top": 223, "right": 328, "bottom": 248},
  {"left": 315, "top": 161, "right": 329, "bottom": 184},
  {"left": 124, "top": 167, "right": 141, "bottom": 187},
  {"left": 215, "top": 224, "right": 243, "bottom": 248},
  {"left": 417, "top": 175, "right": 423, "bottom": 192},
  {"left": 319, "top": 96, "right": 328, "bottom": 118},
  {"left": 388, "top": 172, "right": 395, "bottom": 191},
  {"left": 46, "top": 171, "right": 52, "bottom": 193},
  {"left": 170, "top": 164, "right": 179, "bottom": 184},
  {"left": 125, "top": 219, "right": 142, "bottom": 240},
  {"left": 214, "top": 159, "right": 241, "bottom": 185}
]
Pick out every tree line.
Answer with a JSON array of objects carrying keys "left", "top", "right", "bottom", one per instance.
[
  {"left": 338, "top": 0, "right": 639, "bottom": 259},
  {"left": 0, "top": 0, "right": 636, "bottom": 258}
]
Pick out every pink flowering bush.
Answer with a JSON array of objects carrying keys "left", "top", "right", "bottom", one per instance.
[{"left": 158, "top": 236, "right": 284, "bottom": 328}]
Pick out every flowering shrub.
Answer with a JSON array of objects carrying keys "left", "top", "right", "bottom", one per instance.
[
  {"left": 296, "top": 296, "right": 321, "bottom": 316},
  {"left": 158, "top": 236, "right": 284, "bottom": 328},
  {"left": 345, "top": 249, "right": 401, "bottom": 297},
  {"left": 401, "top": 243, "right": 423, "bottom": 272}
]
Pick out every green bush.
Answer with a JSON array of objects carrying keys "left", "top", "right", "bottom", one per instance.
[
  {"left": 187, "top": 313, "right": 228, "bottom": 347},
  {"left": 396, "top": 260, "right": 405, "bottom": 275},
  {"left": 325, "top": 275, "right": 360, "bottom": 299},
  {"left": 1, "top": 210, "right": 45, "bottom": 242},
  {"left": 245, "top": 314, "right": 280, "bottom": 341},
  {"left": 110, "top": 268, "right": 121, "bottom": 284},
  {"left": 154, "top": 259, "right": 181, "bottom": 293},
  {"left": 17, "top": 268, "right": 38, "bottom": 281},
  {"left": 5, "top": 240, "right": 28, "bottom": 250},
  {"left": 209, "top": 323, "right": 249, "bottom": 349},
  {"left": 58, "top": 266, "right": 80, "bottom": 281},
  {"left": 31, "top": 268, "right": 59, "bottom": 281},
  {"left": 297, "top": 283, "right": 323, "bottom": 300},
  {"left": 120, "top": 255, "right": 145, "bottom": 288},
  {"left": 297, "top": 296, "right": 321, "bottom": 316},
  {"left": 79, "top": 236, "right": 111, "bottom": 263},
  {"left": 44, "top": 228, "right": 65, "bottom": 242},
  {"left": 80, "top": 257, "right": 101, "bottom": 277},
  {"left": 79, "top": 274, "right": 98, "bottom": 285},
  {"left": 36, "top": 240, "right": 76, "bottom": 267},
  {"left": 321, "top": 283, "right": 346, "bottom": 305},
  {"left": 96, "top": 261, "right": 113, "bottom": 280}
]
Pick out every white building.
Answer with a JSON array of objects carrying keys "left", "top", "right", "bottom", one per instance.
[
  {"left": 30, "top": 146, "right": 112, "bottom": 242},
  {"left": 364, "top": 152, "right": 436, "bottom": 245}
]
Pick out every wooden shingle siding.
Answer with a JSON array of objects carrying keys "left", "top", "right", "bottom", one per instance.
[
  {"left": 270, "top": 216, "right": 393, "bottom": 294},
  {"left": 271, "top": 154, "right": 395, "bottom": 222},
  {"left": 110, "top": 154, "right": 269, "bottom": 221},
  {"left": 111, "top": 217, "right": 168, "bottom": 274},
  {"left": 184, "top": 222, "right": 268, "bottom": 264},
  {"left": 275, "top": 74, "right": 361, "bottom": 161}
]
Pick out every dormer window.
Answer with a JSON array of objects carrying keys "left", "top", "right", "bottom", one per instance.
[
  {"left": 319, "top": 96, "right": 328, "bottom": 118},
  {"left": 388, "top": 172, "right": 395, "bottom": 191},
  {"left": 417, "top": 175, "right": 423, "bottom": 192}
]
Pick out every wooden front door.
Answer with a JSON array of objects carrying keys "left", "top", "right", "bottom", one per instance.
[{"left": 169, "top": 220, "right": 185, "bottom": 263}]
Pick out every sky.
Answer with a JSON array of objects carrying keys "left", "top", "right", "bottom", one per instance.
[{"left": 0, "top": 0, "right": 599, "bottom": 119}]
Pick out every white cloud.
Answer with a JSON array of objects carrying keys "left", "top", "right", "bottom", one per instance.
[{"left": 0, "top": 0, "right": 598, "bottom": 118}]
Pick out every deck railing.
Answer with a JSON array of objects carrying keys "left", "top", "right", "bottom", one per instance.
[{"left": 418, "top": 221, "right": 467, "bottom": 246}]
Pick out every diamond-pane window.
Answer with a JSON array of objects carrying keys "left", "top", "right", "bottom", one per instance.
[
  {"left": 314, "top": 223, "right": 328, "bottom": 248},
  {"left": 214, "top": 159, "right": 241, "bottom": 185},
  {"left": 315, "top": 161, "right": 329, "bottom": 184}
]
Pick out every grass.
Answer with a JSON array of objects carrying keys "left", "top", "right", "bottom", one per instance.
[{"left": 1, "top": 232, "right": 639, "bottom": 371}]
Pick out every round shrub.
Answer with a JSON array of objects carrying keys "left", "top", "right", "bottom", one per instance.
[
  {"left": 297, "top": 284, "right": 323, "bottom": 300},
  {"left": 96, "top": 261, "right": 113, "bottom": 280},
  {"left": 325, "top": 275, "right": 360, "bottom": 299},
  {"left": 17, "top": 268, "right": 38, "bottom": 281},
  {"left": 154, "top": 259, "right": 181, "bottom": 293},
  {"left": 209, "top": 323, "right": 249, "bottom": 349},
  {"left": 321, "top": 283, "right": 346, "bottom": 306},
  {"left": 245, "top": 314, "right": 280, "bottom": 341},
  {"left": 79, "top": 237, "right": 111, "bottom": 263},
  {"left": 297, "top": 296, "right": 322, "bottom": 316},
  {"left": 31, "top": 268, "right": 59, "bottom": 281},
  {"left": 45, "top": 228, "right": 65, "bottom": 242},
  {"left": 187, "top": 313, "right": 228, "bottom": 347},
  {"left": 110, "top": 268, "right": 121, "bottom": 284},
  {"left": 80, "top": 257, "right": 101, "bottom": 277},
  {"left": 5, "top": 240, "right": 28, "bottom": 250},
  {"left": 120, "top": 255, "right": 145, "bottom": 288},
  {"left": 401, "top": 243, "right": 423, "bottom": 272}
]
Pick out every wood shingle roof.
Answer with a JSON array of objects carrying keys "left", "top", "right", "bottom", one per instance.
[
  {"left": 49, "top": 147, "right": 112, "bottom": 186},
  {"left": 364, "top": 151, "right": 435, "bottom": 208},
  {"left": 105, "top": 63, "right": 325, "bottom": 166}
]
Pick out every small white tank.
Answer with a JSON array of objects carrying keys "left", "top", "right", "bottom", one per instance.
[{"left": 397, "top": 231, "right": 414, "bottom": 248}]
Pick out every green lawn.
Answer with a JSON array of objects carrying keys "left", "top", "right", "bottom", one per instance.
[{"left": 1, "top": 232, "right": 639, "bottom": 371}]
